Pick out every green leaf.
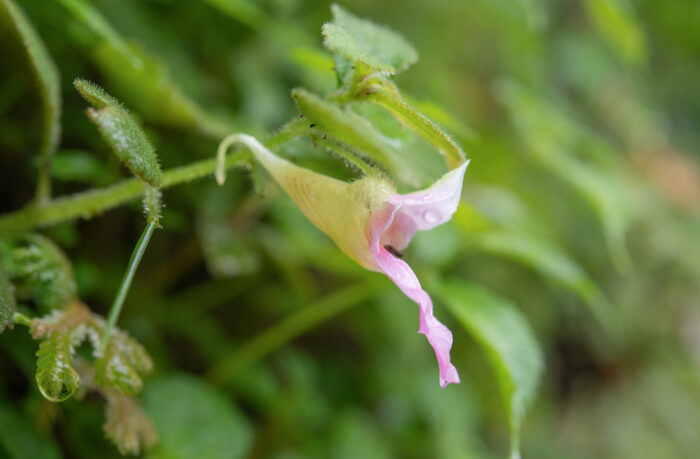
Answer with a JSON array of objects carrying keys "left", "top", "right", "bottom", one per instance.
[
  {"left": 143, "top": 375, "right": 253, "bottom": 459},
  {"left": 10, "top": 234, "right": 77, "bottom": 312},
  {"left": 29, "top": 302, "right": 153, "bottom": 401},
  {"left": 72, "top": 77, "right": 121, "bottom": 109},
  {"left": 0, "top": 0, "right": 61, "bottom": 202},
  {"left": 94, "top": 324, "right": 153, "bottom": 396},
  {"left": 0, "top": 403, "right": 62, "bottom": 459},
  {"left": 438, "top": 281, "right": 543, "bottom": 459},
  {"left": 0, "top": 263, "right": 16, "bottom": 334},
  {"left": 322, "top": 4, "right": 417, "bottom": 75},
  {"left": 102, "top": 388, "right": 159, "bottom": 456},
  {"left": 474, "top": 230, "right": 609, "bottom": 322},
  {"left": 34, "top": 332, "right": 82, "bottom": 402},
  {"left": 291, "top": 88, "right": 403, "bottom": 176},
  {"left": 31, "top": 305, "right": 92, "bottom": 401},
  {"left": 75, "top": 79, "right": 163, "bottom": 187}
]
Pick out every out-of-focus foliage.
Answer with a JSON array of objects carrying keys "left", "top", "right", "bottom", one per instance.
[
  {"left": 0, "top": 0, "right": 699, "bottom": 458},
  {"left": 0, "top": 263, "right": 16, "bottom": 333},
  {"left": 0, "top": 0, "right": 61, "bottom": 202}
]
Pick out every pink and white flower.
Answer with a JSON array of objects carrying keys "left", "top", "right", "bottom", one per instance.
[{"left": 218, "top": 134, "right": 468, "bottom": 387}]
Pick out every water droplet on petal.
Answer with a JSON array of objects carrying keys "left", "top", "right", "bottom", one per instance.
[{"left": 423, "top": 209, "right": 441, "bottom": 223}]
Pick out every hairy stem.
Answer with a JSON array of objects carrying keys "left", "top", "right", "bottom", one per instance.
[
  {"left": 0, "top": 125, "right": 306, "bottom": 237},
  {"left": 365, "top": 86, "right": 466, "bottom": 169},
  {"left": 311, "top": 133, "right": 380, "bottom": 176},
  {"left": 12, "top": 311, "right": 32, "bottom": 327},
  {"left": 100, "top": 220, "right": 157, "bottom": 351}
]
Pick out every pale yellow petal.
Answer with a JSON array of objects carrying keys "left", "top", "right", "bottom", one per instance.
[{"left": 217, "top": 134, "right": 394, "bottom": 270}]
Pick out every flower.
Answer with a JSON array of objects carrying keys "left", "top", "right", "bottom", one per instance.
[{"left": 217, "top": 134, "right": 468, "bottom": 387}]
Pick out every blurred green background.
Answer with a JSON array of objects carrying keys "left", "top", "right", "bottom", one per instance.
[{"left": 1, "top": 0, "right": 700, "bottom": 458}]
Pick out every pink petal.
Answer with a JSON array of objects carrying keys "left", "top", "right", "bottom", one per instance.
[
  {"left": 382, "top": 161, "right": 469, "bottom": 251},
  {"left": 369, "top": 205, "right": 461, "bottom": 388}
]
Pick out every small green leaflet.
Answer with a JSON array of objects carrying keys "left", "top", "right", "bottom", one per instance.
[
  {"left": 10, "top": 234, "right": 78, "bottom": 312},
  {"left": 34, "top": 326, "right": 83, "bottom": 402},
  {"left": 30, "top": 302, "right": 154, "bottom": 402},
  {"left": 74, "top": 78, "right": 163, "bottom": 187},
  {"left": 94, "top": 324, "right": 154, "bottom": 396},
  {"left": 322, "top": 4, "right": 417, "bottom": 75},
  {"left": 438, "top": 281, "right": 543, "bottom": 459}
]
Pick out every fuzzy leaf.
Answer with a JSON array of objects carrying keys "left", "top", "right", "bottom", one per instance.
[
  {"left": 94, "top": 324, "right": 153, "bottom": 396},
  {"left": 73, "top": 77, "right": 121, "bottom": 109},
  {"left": 34, "top": 334, "right": 82, "bottom": 402},
  {"left": 292, "top": 88, "right": 402, "bottom": 174},
  {"left": 103, "top": 388, "right": 159, "bottom": 455},
  {"left": 0, "top": 264, "right": 16, "bottom": 333},
  {"left": 75, "top": 358, "right": 158, "bottom": 455},
  {"left": 31, "top": 305, "right": 93, "bottom": 401},
  {"left": 0, "top": 0, "right": 61, "bottom": 202},
  {"left": 30, "top": 302, "right": 153, "bottom": 401},
  {"left": 75, "top": 79, "right": 162, "bottom": 187},
  {"left": 11, "top": 234, "right": 77, "bottom": 312},
  {"left": 322, "top": 4, "right": 417, "bottom": 75},
  {"left": 438, "top": 281, "right": 543, "bottom": 459}
]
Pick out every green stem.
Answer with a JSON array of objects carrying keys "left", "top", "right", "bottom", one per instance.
[
  {"left": 311, "top": 133, "right": 380, "bottom": 176},
  {"left": 12, "top": 311, "right": 32, "bottom": 327},
  {"left": 100, "top": 220, "right": 157, "bottom": 350},
  {"left": 266, "top": 118, "right": 309, "bottom": 149},
  {"left": 0, "top": 127, "right": 304, "bottom": 237},
  {"left": 364, "top": 86, "right": 466, "bottom": 169},
  {"left": 207, "top": 279, "right": 385, "bottom": 384}
]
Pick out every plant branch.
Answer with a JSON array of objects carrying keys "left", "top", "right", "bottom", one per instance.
[
  {"left": 0, "top": 125, "right": 306, "bottom": 237},
  {"left": 364, "top": 85, "right": 466, "bottom": 169},
  {"left": 100, "top": 220, "right": 157, "bottom": 351},
  {"left": 12, "top": 311, "right": 32, "bottom": 327}
]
